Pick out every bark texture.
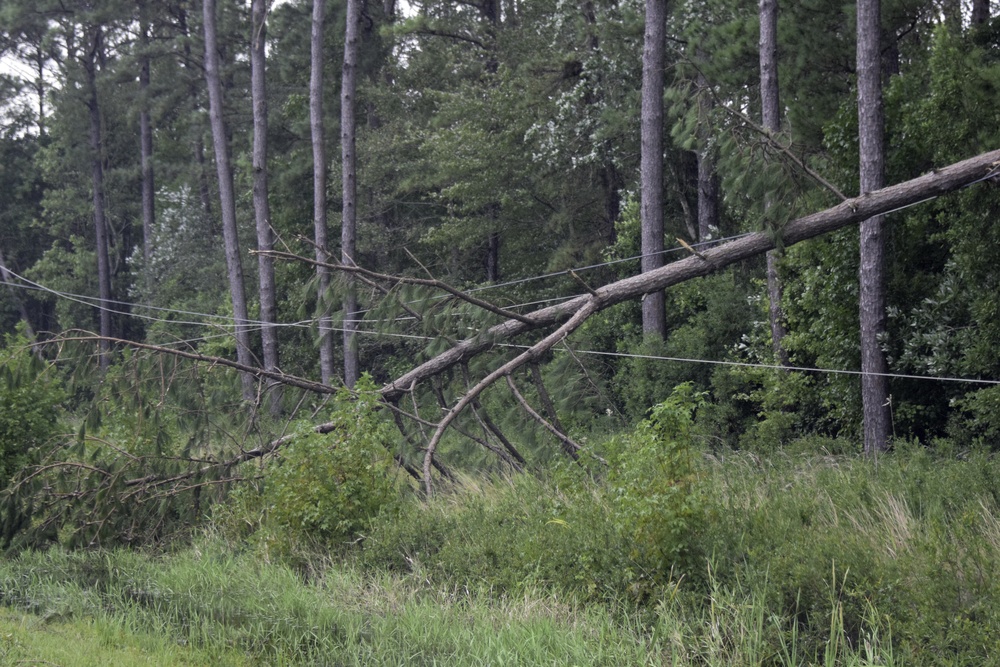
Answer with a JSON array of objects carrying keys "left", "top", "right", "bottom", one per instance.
[
  {"left": 972, "top": 0, "right": 991, "bottom": 24},
  {"left": 759, "top": 0, "right": 790, "bottom": 366},
  {"left": 139, "top": 9, "right": 154, "bottom": 289},
  {"left": 311, "top": 0, "right": 337, "bottom": 386},
  {"left": 203, "top": 0, "right": 255, "bottom": 401},
  {"left": 697, "top": 148, "right": 719, "bottom": 244},
  {"left": 857, "top": 0, "right": 891, "bottom": 454},
  {"left": 640, "top": 0, "right": 667, "bottom": 338},
  {"left": 251, "top": 0, "right": 281, "bottom": 413},
  {"left": 341, "top": 0, "right": 362, "bottom": 388},
  {"left": 85, "top": 26, "right": 112, "bottom": 370}
]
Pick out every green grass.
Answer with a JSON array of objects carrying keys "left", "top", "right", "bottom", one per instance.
[
  {"left": 0, "top": 546, "right": 662, "bottom": 665},
  {"left": 0, "top": 607, "right": 249, "bottom": 666},
  {"left": 3, "top": 444, "right": 1000, "bottom": 664}
]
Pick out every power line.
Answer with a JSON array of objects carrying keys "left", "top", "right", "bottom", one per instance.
[
  {"left": 346, "top": 326, "right": 1000, "bottom": 386},
  {"left": 9, "top": 273, "right": 996, "bottom": 387}
]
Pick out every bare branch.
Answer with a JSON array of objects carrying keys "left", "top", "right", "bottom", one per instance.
[
  {"left": 422, "top": 298, "right": 601, "bottom": 494},
  {"left": 506, "top": 374, "right": 581, "bottom": 461},
  {"left": 45, "top": 335, "right": 339, "bottom": 396},
  {"left": 715, "top": 101, "right": 848, "bottom": 201},
  {"left": 256, "top": 249, "right": 536, "bottom": 324}
]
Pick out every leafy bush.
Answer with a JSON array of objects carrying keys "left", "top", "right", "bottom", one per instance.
[
  {"left": 0, "top": 332, "right": 64, "bottom": 484},
  {"left": 605, "top": 382, "right": 708, "bottom": 594},
  {"left": 362, "top": 384, "right": 709, "bottom": 602},
  {"left": 263, "top": 375, "right": 402, "bottom": 544}
]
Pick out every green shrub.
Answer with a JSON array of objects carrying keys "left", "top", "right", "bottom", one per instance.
[
  {"left": 264, "top": 374, "right": 402, "bottom": 544},
  {"left": 359, "top": 470, "right": 636, "bottom": 601},
  {"left": 361, "top": 385, "right": 710, "bottom": 602},
  {"left": 0, "top": 332, "right": 64, "bottom": 484},
  {"left": 605, "top": 382, "right": 708, "bottom": 594}
]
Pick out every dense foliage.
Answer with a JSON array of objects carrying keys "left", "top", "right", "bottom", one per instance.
[{"left": 2, "top": 0, "right": 1000, "bottom": 661}]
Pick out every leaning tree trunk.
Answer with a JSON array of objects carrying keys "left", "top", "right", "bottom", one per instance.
[
  {"left": 640, "top": 0, "right": 667, "bottom": 339},
  {"left": 341, "top": 0, "right": 362, "bottom": 388},
  {"left": 760, "top": 0, "right": 790, "bottom": 367},
  {"left": 311, "top": 0, "right": 337, "bottom": 386},
  {"left": 85, "top": 26, "right": 112, "bottom": 371},
  {"left": 163, "top": 146, "right": 1000, "bottom": 488},
  {"left": 203, "top": 0, "right": 256, "bottom": 402},
  {"left": 857, "top": 0, "right": 891, "bottom": 454},
  {"left": 376, "top": 146, "right": 1000, "bottom": 404},
  {"left": 251, "top": 0, "right": 282, "bottom": 413}
]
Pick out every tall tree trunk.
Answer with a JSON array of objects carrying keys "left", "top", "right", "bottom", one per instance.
[
  {"left": 251, "top": 0, "right": 281, "bottom": 413},
  {"left": 85, "top": 27, "right": 112, "bottom": 371},
  {"left": 139, "top": 7, "right": 155, "bottom": 293},
  {"left": 972, "top": 0, "right": 991, "bottom": 24},
  {"left": 696, "top": 58, "right": 719, "bottom": 245},
  {"left": 311, "top": 0, "right": 336, "bottom": 386},
  {"left": 857, "top": 0, "right": 891, "bottom": 453},
  {"left": 178, "top": 5, "right": 216, "bottom": 226},
  {"left": 640, "top": 0, "right": 667, "bottom": 339},
  {"left": 759, "top": 0, "right": 790, "bottom": 367},
  {"left": 342, "top": 0, "right": 362, "bottom": 388},
  {"left": 32, "top": 42, "right": 46, "bottom": 136},
  {"left": 696, "top": 149, "right": 719, "bottom": 243},
  {"left": 203, "top": 0, "right": 255, "bottom": 401}
]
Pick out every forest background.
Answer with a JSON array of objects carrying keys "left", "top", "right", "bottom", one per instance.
[{"left": 3, "top": 0, "right": 1000, "bottom": 663}]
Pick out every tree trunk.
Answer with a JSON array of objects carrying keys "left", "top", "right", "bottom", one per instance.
[
  {"left": 139, "top": 8, "right": 155, "bottom": 294},
  {"left": 695, "top": 48, "right": 719, "bottom": 245},
  {"left": 486, "top": 231, "right": 501, "bottom": 283},
  {"left": 178, "top": 5, "right": 216, "bottom": 229},
  {"left": 342, "top": 0, "right": 362, "bottom": 388},
  {"left": 85, "top": 27, "right": 112, "bottom": 371},
  {"left": 311, "top": 0, "right": 336, "bottom": 386},
  {"left": 601, "top": 162, "right": 622, "bottom": 245},
  {"left": 203, "top": 0, "right": 256, "bottom": 401},
  {"left": 972, "top": 0, "right": 991, "bottom": 24},
  {"left": 697, "top": 148, "right": 719, "bottom": 244},
  {"left": 857, "top": 0, "right": 891, "bottom": 454},
  {"left": 251, "top": 0, "right": 282, "bottom": 413},
  {"left": 640, "top": 0, "right": 667, "bottom": 339},
  {"left": 760, "top": 0, "right": 790, "bottom": 366}
]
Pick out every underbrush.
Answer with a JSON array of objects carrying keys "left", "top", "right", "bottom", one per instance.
[
  {"left": 4, "top": 442, "right": 1000, "bottom": 664},
  {"left": 0, "top": 546, "right": 660, "bottom": 664},
  {"left": 356, "top": 441, "right": 1000, "bottom": 665}
]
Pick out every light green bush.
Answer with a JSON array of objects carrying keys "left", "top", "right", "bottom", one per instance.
[
  {"left": 264, "top": 375, "right": 401, "bottom": 543},
  {"left": 605, "top": 382, "right": 708, "bottom": 594}
]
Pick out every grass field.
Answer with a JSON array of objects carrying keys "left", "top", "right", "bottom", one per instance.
[{"left": 2, "top": 445, "right": 999, "bottom": 665}]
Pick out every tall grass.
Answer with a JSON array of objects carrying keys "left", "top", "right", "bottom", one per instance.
[{"left": 3, "top": 444, "right": 1000, "bottom": 664}]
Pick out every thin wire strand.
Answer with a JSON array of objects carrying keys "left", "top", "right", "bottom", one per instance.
[
  {"left": 345, "top": 327, "right": 1000, "bottom": 386},
  {"left": 5, "top": 175, "right": 997, "bottom": 384}
]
